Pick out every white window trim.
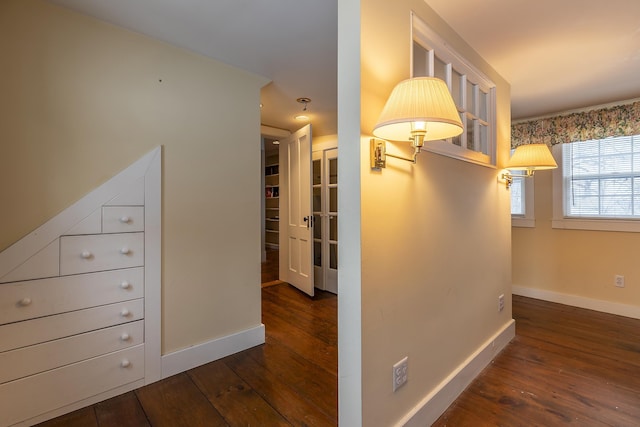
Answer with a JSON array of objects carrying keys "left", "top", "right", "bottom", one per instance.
[
  {"left": 551, "top": 144, "right": 640, "bottom": 232},
  {"left": 411, "top": 13, "right": 497, "bottom": 168},
  {"left": 512, "top": 175, "right": 535, "bottom": 227}
]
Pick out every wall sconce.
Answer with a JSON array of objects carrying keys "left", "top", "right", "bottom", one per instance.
[
  {"left": 371, "top": 77, "right": 463, "bottom": 169},
  {"left": 502, "top": 143, "right": 557, "bottom": 188}
]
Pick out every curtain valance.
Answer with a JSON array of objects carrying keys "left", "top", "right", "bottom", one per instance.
[{"left": 511, "top": 101, "right": 640, "bottom": 148}]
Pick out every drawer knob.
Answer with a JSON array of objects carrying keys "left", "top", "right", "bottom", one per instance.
[
  {"left": 81, "top": 250, "right": 92, "bottom": 259},
  {"left": 120, "top": 308, "right": 130, "bottom": 317},
  {"left": 119, "top": 216, "right": 131, "bottom": 223},
  {"left": 19, "top": 297, "right": 32, "bottom": 306},
  {"left": 120, "top": 247, "right": 130, "bottom": 255},
  {"left": 120, "top": 281, "right": 131, "bottom": 289},
  {"left": 120, "top": 359, "right": 131, "bottom": 368},
  {"left": 120, "top": 332, "right": 131, "bottom": 341}
]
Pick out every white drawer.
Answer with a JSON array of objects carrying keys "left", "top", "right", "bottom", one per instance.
[
  {"left": 102, "top": 206, "right": 144, "bottom": 233},
  {"left": 0, "top": 267, "right": 143, "bottom": 326},
  {"left": 0, "top": 299, "right": 143, "bottom": 353},
  {"left": 0, "top": 320, "right": 143, "bottom": 385},
  {"left": 60, "top": 232, "right": 144, "bottom": 275},
  {"left": 0, "top": 344, "right": 144, "bottom": 427}
]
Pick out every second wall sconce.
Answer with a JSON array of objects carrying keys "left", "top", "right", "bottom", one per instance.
[
  {"left": 502, "top": 143, "right": 557, "bottom": 188},
  {"left": 371, "top": 77, "right": 463, "bottom": 170}
]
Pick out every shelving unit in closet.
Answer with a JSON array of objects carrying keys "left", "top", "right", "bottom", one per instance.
[{"left": 264, "top": 157, "right": 279, "bottom": 248}]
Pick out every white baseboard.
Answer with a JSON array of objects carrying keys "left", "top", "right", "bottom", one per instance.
[
  {"left": 512, "top": 286, "right": 640, "bottom": 320},
  {"left": 161, "top": 324, "right": 265, "bottom": 379},
  {"left": 398, "top": 320, "right": 515, "bottom": 427}
]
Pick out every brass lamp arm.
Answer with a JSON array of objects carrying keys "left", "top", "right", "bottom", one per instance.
[{"left": 385, "top": 147, "right": 421, "bottom": 164}]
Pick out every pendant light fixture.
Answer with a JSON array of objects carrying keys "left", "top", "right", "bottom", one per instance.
[{"left": 295, "top": 97, "right": 311, "bottom": 121}]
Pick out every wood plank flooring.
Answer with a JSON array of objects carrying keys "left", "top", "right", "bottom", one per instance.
[
  {"left": 261, "top": 249, "right": 280, "bottom": 285},
  {"left": 36, "top": 291, "right": 640, "bottom": 426},
  {"left": 433, "top": 295, "right": 640, "bottom": 426},
  {"left": 36, "top": 283, "right": 337, "bottom": 427}
]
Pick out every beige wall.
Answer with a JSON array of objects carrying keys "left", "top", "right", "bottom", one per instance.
[
  {"left": 0, "top": 0, "right": 267, "bottom": 354},
  {"left": 359, "top": 0, "right": 513, "bottom": 425},
  {"left": 513, "top": 169, "right": 640, "bottom": 307}
]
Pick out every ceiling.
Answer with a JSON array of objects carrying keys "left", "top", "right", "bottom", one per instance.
[
  {"left": 50, "top": 0, "right": 640, "bottom": 138},
  {"left": 425, "top": 0, "right": 640, "bottom": 120}
]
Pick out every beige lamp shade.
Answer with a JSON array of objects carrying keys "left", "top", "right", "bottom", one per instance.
[
  {"left": 373, "top": 77, "right": 463, "bottom": 142},
  {"left": 506, "top": 144, "right": 557, "bottom": 171}
]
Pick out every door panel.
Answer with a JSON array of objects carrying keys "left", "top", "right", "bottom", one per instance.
[
  {"left": 312, "top": 148, "right": 338, "bottom": 294},
  {"left": 279, "top": 125, "right": 314, "bottom": 296},
  {"left": 325, "top": 149, "right": 338, "bottom": 294}
]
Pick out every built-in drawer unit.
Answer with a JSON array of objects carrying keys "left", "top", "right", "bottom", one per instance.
[
  {"left": 0, "top": 267, "right": 143, "bottom": 326},
  {"left": 0, "top": 345, "right": 145, "bottom": 427},
  {"left": 60, "top": 232, "right": 144, "bottom": 275},
  {"left": 0, "top": 320, "right": 144, "bottom": 385},
  {"left": 0, "top": 299, "right": 144, "bottom": 353},
  {"left": 0, "top": 147, "right": 160, "bottom": 426},
  {"left": 102, "top": 206, "right": 144, "bottom": 233}
]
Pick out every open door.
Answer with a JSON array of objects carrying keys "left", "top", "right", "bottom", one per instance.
[{"left": 279, "top": 124, "right": 314, "bottom": 296}]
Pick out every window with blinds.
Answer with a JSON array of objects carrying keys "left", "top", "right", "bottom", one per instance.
[
  {"left": 510, "top": 166, "right": 535, "bottom": 227},
  {"left": 510, "top": 175, "right": 526, "bottom": 216},
  {"left": 563, "top": 135, "right": 640, "bottom": 218}
]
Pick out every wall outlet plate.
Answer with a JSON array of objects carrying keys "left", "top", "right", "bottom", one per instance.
[
  {"left": 393, "top": 356, "right": 408, "bottom": 392},
  {"left": 498, "top": 294, "right": 505, "bottom": 312},
  {"left": 615, "top": 275, "right": 625, "bottom": 288}
]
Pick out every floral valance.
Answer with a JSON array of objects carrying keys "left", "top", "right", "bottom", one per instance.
[{"left": 511, "top": 101, "right": 640, "bottom": 148}]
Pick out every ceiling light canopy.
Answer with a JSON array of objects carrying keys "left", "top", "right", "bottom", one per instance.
[{"left": 295, "top": 97, "right": 311, "bottom": 121}]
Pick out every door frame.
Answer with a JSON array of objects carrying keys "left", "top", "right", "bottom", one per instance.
[{"left": 260, "top": 126, "right": 291, "bottom": 264}]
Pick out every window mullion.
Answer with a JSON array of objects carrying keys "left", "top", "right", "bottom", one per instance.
[
  {"left": 633, "top": 144, "right": 637, "bottom": 216},
  {"left": 413, "top": 14, "right": 496, "bottom": 166},
  {"left": 598, "top": 140, "right": 603, "bottom": 216},
  {"left": 445, "top": 63, "right": 452, "bottom": 91}
]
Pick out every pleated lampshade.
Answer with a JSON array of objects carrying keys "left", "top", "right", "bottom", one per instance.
[
  {"left": 373, "top": 77, "right": 463, "bottom": 142},
  {"left": 506, "top": 144, "right": 557, "bottom": 171}
]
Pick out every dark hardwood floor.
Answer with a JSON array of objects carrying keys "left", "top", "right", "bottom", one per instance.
[
  {"left": 261, "top": 249, "right": 280, "bottom": 286},
  {"left": 434, "top": 295, "right": 640, "bottom": 426},
  {"left": 36, "top": 291, "right": 640, "bottom": 426}
]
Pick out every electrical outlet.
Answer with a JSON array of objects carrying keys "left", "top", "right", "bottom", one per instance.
[
  {"left": 498, "top": 294, "right": 505, "bottom": 312},
  {"left": 615, "top": 275, "right": 625, "bottom": 288},
  {"left": 393, "top": 356, "right": 408, "bottom": 392}
]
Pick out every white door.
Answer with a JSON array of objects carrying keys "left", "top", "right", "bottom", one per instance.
[
  {"left": 312, "top": 148, "right": 338, "bottom": 294},
  {"left": 324, "top": 148, "right": 338, "bottom": 294},
  {"left": 279, "top": 125, "right": 314, "bottom": 296}
]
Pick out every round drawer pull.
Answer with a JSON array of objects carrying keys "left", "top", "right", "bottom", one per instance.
[
  {"left": 119, "top": 216, "right": 131, "bottom": 223},
  {"left": 120, "top": 332, "right": 130, "bottom": 341},
  {"left": 81, "top": 250, "right": 92, "bottom": 259},
  {"left": 120, "top": 281, "right": 131, "bottom": 289},
  {"left": 120, "top": 247, "right": 130, "bottom": 255},
  {"left": 19, "top": 297, "right": 32, "bottom": 306},
  {"left": 120, "top": 359, "right": 131, "bottom": 368},
  {"left": 120, "top": 308, "right": 130, "bottom": 317}
]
